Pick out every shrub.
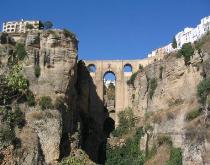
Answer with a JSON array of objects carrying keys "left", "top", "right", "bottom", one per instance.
[
  {"left": 185, "top": 109, "right": 202, "bottom": 121},
  {"left": 15, "top": 43, "right": 28, "bottom": 61},
  {"left": 178, "top": 43, "right": 194, "bottom": 65},
  {"left": 27, "top": 90, "right": 36, "bottom": 106},
  {"left": 166, "top": 147, "right": 182, "bottom": 165},
  {"left": 39, "top": 96, "right": 53, "bottom": 110},
  {"left": 6, "top": 65, "right": 28, "bottom": 93},
  {"left": 60, "top": 149, "right": 94, "bottom": 165},
  {"left": 112, "top": 108, "right": 135, "bottom": 137},
  {"left": 0, "top": 125, "right": 15, "bottom": 149},
  {"left": 127, "top": 71, "right": 139, "bottom": 85},
  {"left": 139, "top": 64, "right": 144, "bottom": 70},
  {"left": 106, "top": 128, "right": 144, "bottom": 165},
  {"left": 157, "top": 135, "right": 172, "bottom": 146},
  {"left": 34, "top": 65, "right": 41, "bottom": 78},
  {"left": 197, "top": 77, "right": 210, "bottom": 104},
  {"left": 194, "top": 32, "right": 210, "bottom": 52},
  {"left": 149, "top": 78, "right": 157, "bottom": 99},
  {"left": 13, "top": 107, "right": 25, "bottom": 128}
]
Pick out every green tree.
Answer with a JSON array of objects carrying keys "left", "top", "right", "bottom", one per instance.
[
  {"left": 197, "top": 77, "right": 210, "bottom": 104},
  {"left": 172, "top": 36, "right": 177, "bottom": 49},
  {"left": 149, "top": 78, "right": 157, "bottom": 99},
  {"left": 178, "top": 43, "right": 194, "bottom": 65},
  {"left": 43, "top": 21, "right": 53, "bottom": 30},
  {"left": 8, "top": 43, "right": 27, "bottom": 64},
  {"left": 15, "top": 43, "right": 27, "bottom": 61},
  {"left": 6, "top": 65, "right": 28, "bottom": 93},
  {"left": 34, "top": 65, "right": 41, "bottom": 78}
]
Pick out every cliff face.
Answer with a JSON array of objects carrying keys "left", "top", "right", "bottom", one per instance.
[
  {"left": 128, "top": 41, "right": 210, "bottom": 164},
  {"left": 0, "top": 30, "right": 79, "bottom": 164}
]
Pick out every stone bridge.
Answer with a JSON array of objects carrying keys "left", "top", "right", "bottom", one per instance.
[{"left": 84, "top": 59, "right": 151, "bottom": 122}]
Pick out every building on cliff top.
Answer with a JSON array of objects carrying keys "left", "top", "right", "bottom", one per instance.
[
  {"left": 2, "top": 19, "right": 40, "bottom": 34},
  {"left": 148, "top": 16, "right": 210, "bottom": 58}
]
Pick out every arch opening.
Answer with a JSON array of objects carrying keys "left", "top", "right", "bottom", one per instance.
[
  {"left": 123, "top": 63, "right": 132, "bottom": 72},
  {"left": 87, "top": 64, "right": 96, "bottom": 73},
  {"left": 103, "top": 71, "right": 116, "bottom": 120}
]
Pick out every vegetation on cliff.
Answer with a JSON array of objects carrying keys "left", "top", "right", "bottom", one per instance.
[
  {"left": 177, "top": 42, "right": 194, "bottom": 65},
  {"left": 106, "top": 108, "right": 144, "bottom": 165},
  {"left": 149, "top": 78, "right": 157, "bottom": 99}
]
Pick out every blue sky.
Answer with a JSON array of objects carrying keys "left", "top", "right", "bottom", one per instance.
[{"left": 0, "top": 0, "right": 209, "bottom": 61}]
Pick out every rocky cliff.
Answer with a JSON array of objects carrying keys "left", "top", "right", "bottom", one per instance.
[
  {"left": 0, "top": 29, "right": 81, "bottom": 165},
  {"left": 128, "top": 33, "right": 210, "bottom": 165}
]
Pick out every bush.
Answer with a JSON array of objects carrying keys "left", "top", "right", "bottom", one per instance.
[
  {"left": 139, "top": 64, "right": 144, "bottom": 70},
  {"left": 194, "top": 32, "right": 210, "bottom": 52},
  {"left": 166, "top": 147, "right": 182, "bottom": 165},
  {"left": 60, "top": 149, "right": 94, "bottom": 165},
  {"left": 6, "top": 65, "right": 28, "bottom": 93},
  {"left": 185, "top": 109, "right": 202, "bottom": 121},
  {"left": 112, "top": 108, "right": 135, "bottom": 137},
  {"left": 39, "top": 96, "right": 53, "bottom": 110},
  {"left": 127, "top": 71, "right": 139, "bottom": 85},
  {"left": 178, "top": 43, "right": 194, "bottom": 65},
  {"left": 27, "top": 90, "right": 36, "bottom": 106},
  {"left": 149, "top": 78, "right": 157, "bottom": 99},
  {"left": 15, "top": 43, "right": 28, "bottom": 61},
  {"left": 197, "top": 77, "right": 210, "bottom": 104},
  {"left": 12, "top": 107, "right": 25, "bottom": 128},
  {"left": 34, "top": 65, "right": 41, "bottom": 78},
  {"left": 157, "top": 135, "right": 172, "bottom": 146},
  {"left": 106, "top": 128, "right": 144, "bottom": 165},
  {"left": 0, "top": 125, "right": 15, "bottom": 149}
]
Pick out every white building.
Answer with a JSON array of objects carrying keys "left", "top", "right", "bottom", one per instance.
[
  {"left": 104, "top": 80, "right": 115, "bottom": 88},
  {"left": 176, "top": 16, "right": 210, "bottom": 49},
  {"left": 2, "top": 19, "right": 40, "bottom": 33},
  {"left": 148, "top": 16, "right": 210, "bottom": 58}
]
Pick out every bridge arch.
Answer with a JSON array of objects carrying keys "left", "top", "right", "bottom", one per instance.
[
  {"left": 123, "top": 63, "right": 133, "bottom": 72},
  {"left": 87, "top": 64, "right": 96, "bottom": 72},
  {"left": 103, "top": 71, "right": 116, "bottom": 120},
  {"left": 84, "top": 59, "right": 149, "bottom": 125}
]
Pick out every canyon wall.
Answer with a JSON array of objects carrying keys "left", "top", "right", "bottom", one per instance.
[{"left": 128, "top": 44, "right": 210, "bottom": 164}]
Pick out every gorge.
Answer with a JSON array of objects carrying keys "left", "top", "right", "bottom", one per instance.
[{"left": 0, "top": 28, "right": 210, "bottom": 165}]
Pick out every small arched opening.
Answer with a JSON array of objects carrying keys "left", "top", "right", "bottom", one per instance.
[
  {"left": 87, "top": 64, "right": 96, "bottom": 73},
  {"left": 103, "top": 71, "right": 116, "bottom": 120},
  {"left": 123, "top": 63, "right": 132, "bottom": 73}
]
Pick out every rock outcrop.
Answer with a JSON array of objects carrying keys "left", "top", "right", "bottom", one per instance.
[{"left": 129, "top": 48, "right": 210, "bottom": 164}]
